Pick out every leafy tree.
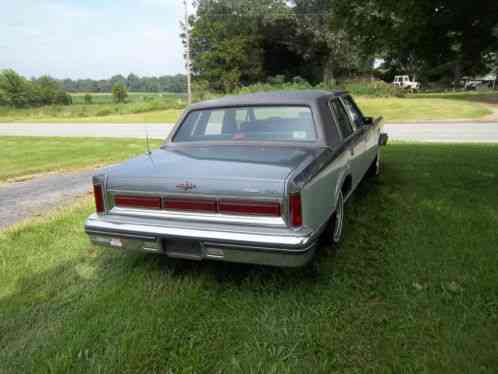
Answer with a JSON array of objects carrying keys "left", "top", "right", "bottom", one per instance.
[
  {"left": 188, "top": 0, "right": 370, "bottom": 90},
  {"left": 32, "top": 76, "right": 62, "bottom": 106},
  {"left": 112, "top": 82, "right": 128, "bottom": 103},
  {"left": 334, "top": 0, "right": 498, "bottom": 80},
  {"left": 189, "top": 0, "right": 266, "bottom": 91},
  {"left": 0, "top": 69, "right": 32, "bottom": 107}
]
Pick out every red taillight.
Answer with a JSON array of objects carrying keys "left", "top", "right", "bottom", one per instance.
[
  {"left": 218, "top": 200, "right": 281, "bottom": 216},
  {"left": 114, "top": 195, "right": 161, "bottom": 210},
  {"left": 163, "top": 198, "right": 217, "bottom": 212},
  {"left": 93, "top": 184, "right": 105, "bottom": 214},
  {"left": 289, "top": 193, "right": 302, "bottom": 227}
]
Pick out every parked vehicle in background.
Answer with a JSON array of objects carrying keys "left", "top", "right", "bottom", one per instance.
[
  {"left": 393, "top": 75, "right": 420, "bottom": 91},
  {"left": 85, "top": 90, "right": 388, "bottom": 268}
]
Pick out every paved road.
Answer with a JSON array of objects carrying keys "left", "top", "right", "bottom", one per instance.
[
  {"left": 0, "top": 168, "right": 101, "bottom": 230},
  {"left": 0, "top": 123, "right": 174, "bottom": 139},
  {"left": 1, "top": 122, "right": 498, "bottom": 142},
  {"left": 385, "top": 122, "right": 498, "bottom": 143}
]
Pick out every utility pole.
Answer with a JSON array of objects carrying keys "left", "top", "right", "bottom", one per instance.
[{"left": 183, "top": 0, "right": 192, "bottom": 105}]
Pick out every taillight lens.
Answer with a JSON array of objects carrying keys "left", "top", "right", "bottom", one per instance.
[
  {"left": 218, "top": 200, "right": 281, "bottom": 216},
  {"left": 93, "top": 184, "right": 105, "bottom": 214},
  {"left": 115, "top": 195, "right": 161, "bottom": 210},
  {"left": 163, "top": 198, "right": 217, "bottom": 212},
  {"left": 289, "top": 193, "right": 302, "bottom": 227}
]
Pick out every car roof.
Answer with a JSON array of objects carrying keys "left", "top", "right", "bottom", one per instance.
[{"left": 188, "top": 90, "right": 347, "bottom": 110}]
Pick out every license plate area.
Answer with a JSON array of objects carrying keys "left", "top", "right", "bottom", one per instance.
[{"left": 163, "top": 238, "right": 202, "bottom": 260}]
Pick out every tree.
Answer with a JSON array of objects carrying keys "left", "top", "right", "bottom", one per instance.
[
  {"left": 32, "top": 76, "right": 61, "bottom": 106},
  {"left": 187, "top": 0, "right": 370, "bottom": 90},
  {"left": 84, "top": 94, "right": 93, "bottom": 104},
  {"left": 0, "top": 69, "right": 32, "bottom": 107},
  {"left": 334, "top": 0, "right": 498, "bottom": 80},
  {"left": 112, "top": 82, "right": 128, "bottom": 103},
  {"left": 189, "top": 0, "right": 265, "bottom": 91}
]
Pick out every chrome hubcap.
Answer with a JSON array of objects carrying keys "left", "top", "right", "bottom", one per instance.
[{"left": 333, "top": 193, "right": 344, "bottom": 242}]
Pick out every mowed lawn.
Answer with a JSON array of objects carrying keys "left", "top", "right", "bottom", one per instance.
[
  {"left": 1, "top": 143, "right": 497, "bottom": 373},
  {"left": 356, "top": 97, "right": 491, "bottom": 122},
  {"left": 0, "top": 137, "right": 162, "bottom": 182},
  {"left": 0, "top": 108, "right": 181, "bottom": 124}
]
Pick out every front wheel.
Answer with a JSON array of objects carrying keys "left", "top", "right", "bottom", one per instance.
[{"left": 327, "top": 190, "right": 345, "bottom": 245}]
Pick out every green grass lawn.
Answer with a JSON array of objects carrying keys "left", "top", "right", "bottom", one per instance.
[
  {"left": 1, "top": 143, "right": 497, "bottom": 373},
  {"left": 0, "top": 94, "right": 184, "bottom": 123},
  {"left": 0, "top": 137, "right": 162, "bottom": 182},
  {"left": 12, "top": 109, "right": 182, "bottom": 124},
  {"left": 357, "top": 97, "right": 491, "bottom": 122}
]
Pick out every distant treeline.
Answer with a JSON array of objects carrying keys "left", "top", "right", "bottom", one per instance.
[{"left": 60, "top": 73, "right": 187, "bottom": 93}]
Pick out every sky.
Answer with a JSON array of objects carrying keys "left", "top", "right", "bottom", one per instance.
[{"left": 0, "top": 0, "right": 186, "bottom": 79}]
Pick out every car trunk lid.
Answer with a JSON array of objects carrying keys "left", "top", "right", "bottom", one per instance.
[{"left": 106, "top": 145, "right": 316, "bottom": 199}]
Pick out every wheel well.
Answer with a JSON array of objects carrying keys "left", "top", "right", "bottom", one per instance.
[{"left": 341, "top": 175, "right": 352, "bottom": 198}]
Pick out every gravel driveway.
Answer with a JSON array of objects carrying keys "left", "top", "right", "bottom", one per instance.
[{"left": 0, "top": 169, "right": 100, "bottom": 230}]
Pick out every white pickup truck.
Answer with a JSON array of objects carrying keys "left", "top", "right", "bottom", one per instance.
[{"left": 393, "top": 75, "right": 420, "bottom": 91}]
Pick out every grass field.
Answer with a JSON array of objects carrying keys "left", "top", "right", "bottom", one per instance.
[
  {"left": 0, "top": 137, "right": 162, "bottom": 182},
  {"left": 6, "top": 109, "right": 182, "bottom": 124},
  {"left": 357, "top": 97, "right": 491, "bottom": 122},
  {"left": 1, "top": 143, "right": 497, "bottom": 372},
  {"left": 0, "top": 93, "right": 184, "bottom": 123}
]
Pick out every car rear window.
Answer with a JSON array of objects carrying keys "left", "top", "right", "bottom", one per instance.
[{"left": 173, "top": 106, "right": 317, "bottom": 143}]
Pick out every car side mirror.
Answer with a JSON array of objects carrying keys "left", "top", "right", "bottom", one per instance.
[{"left": 363, "top": 117, "right": 373, "bottom": 125}]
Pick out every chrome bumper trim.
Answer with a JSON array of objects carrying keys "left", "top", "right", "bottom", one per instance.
[
  {"left": 85, "top": 214, "right": 318, "bottom": 267},
  {"left": 85, "top": 214, "right": 313, "bottom": 249}
]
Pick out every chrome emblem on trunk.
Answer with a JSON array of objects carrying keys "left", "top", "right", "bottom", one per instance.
[{"left": 176, "top": 181, "right": 196, "bottom": 191}]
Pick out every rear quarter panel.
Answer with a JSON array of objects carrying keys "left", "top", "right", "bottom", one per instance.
[{"left": 300, "top": 151, "right": 349, "bottom": 232}]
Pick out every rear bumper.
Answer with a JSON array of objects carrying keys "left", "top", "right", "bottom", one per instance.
[{"left": 84, "top": 214, "right": 318, "bottom": 267}]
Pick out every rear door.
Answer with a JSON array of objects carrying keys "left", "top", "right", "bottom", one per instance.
[
  {"left": 329, "top": 98, "right": 365, "bottom": 188},
  {"left": 340, "top": 95, "right": 378, "bottom": 168}
]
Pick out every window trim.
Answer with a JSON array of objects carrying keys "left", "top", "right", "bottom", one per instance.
[
  {"left": 339, "top": 95, "right": 366, "bottom": 129},
  {"left": 328, "top": 98, "right": 355, "bottom": 141}
]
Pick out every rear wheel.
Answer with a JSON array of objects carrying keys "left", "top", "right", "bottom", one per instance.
[
  {"left": 367, "top": 150, "right": 381, "bottom": 178},
  {"left": 326, "top": 190, "right": 345, "bottom": 245}
]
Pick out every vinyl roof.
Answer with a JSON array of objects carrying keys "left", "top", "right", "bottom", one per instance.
[{"left": 189, "top": 90, "right": 346, "bottom": 110}]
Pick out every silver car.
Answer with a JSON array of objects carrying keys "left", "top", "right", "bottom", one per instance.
[{"left": 85, "top": 90, "right": 387, "bottom": 267}]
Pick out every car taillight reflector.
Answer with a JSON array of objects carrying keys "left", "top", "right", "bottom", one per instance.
[
  {"left": 163, "top": 198, "right": 217, "bottom": 212},
  {"left": 218, "top": 200, "right": 281, "bottom": 216},
  {"left": 114, "top": 195, "right": 161, "bottom": 210},
  {"left": 93, "top": 184, "right": 105, "bottom": 214},
  {"left": 289, "top": 193, "right": 302, "bottom": 227}
]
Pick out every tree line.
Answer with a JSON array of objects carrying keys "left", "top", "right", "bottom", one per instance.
[
  {"left": 60, "top": 73, "right": 187, "bottom": 93},
  {"left": 188, "top": 0, "right": 498, "bottom": 92},
  {"left": 0, "top": 70, "right": 72, "bottom": 107},
  {"left": 0, "top": 70, "right": 188, "bottom": 108}
]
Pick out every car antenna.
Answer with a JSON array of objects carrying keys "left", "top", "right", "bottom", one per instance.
[{"left": 145, "top": 125, "right": 152, "bottom": 156}]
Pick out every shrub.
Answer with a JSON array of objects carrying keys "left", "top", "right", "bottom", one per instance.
[
  {"left": 267, "top": 75, "right": 286, "bottom": 85},
  {"left": 238, "top": 79, "right": 312, "bottom": 94},
  {"left": 55, "top": 92, "right": 72, "bottom": 105},
  {"left": 84, "top": 94, "right": 93, "bottom": 104},
  {"left": 341, "top": 79, "right": 406, "bottom": 97},
  {"left": 96, "top": 109, "right": 113, "bottom": 117},
  {"left": 112, "top": 83, "right": 128, "bottom": 103}
]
